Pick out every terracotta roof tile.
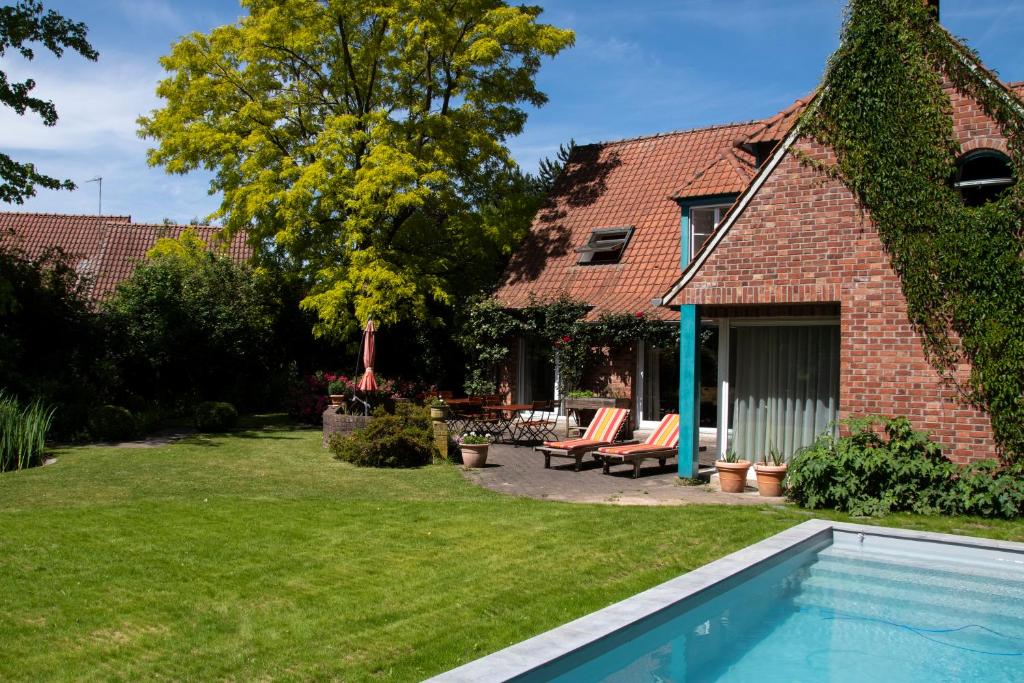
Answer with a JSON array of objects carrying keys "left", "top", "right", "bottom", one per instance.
[
  {"left": 0, "top": 212, "right": 251, "bottom": 299},
  {"left": 743, "top": 93, "right": 814, "bottom": 146},
  {"left": 672, "top": 146, "right": 757, "bottom": 199},
  {"left": 495, "top": 121, "right": 760, "bottom": 320}
]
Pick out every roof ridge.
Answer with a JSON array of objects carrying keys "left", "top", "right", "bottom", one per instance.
[
  {"left": 577, "top": 119, "right": 762, "bottom": 149},
  {"left": 0, "top": 211, "right": 132, "bottom": 221}
]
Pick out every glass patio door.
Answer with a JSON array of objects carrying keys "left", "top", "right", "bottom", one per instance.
[{"left": 730, "top": 325, "right": 839, "bottom": 461}]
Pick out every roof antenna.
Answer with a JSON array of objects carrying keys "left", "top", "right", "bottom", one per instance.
[{"left": 85, "top": 176, "right": 102, "bottom": 217}]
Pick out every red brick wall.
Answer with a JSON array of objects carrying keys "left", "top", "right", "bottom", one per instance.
[{"left": 676, "top": 82, "right": 1005, "bottom": 462}]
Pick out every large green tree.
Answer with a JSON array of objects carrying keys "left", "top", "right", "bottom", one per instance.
[
  {"left": 0, "top": 1, "right": 97, "bottom": 204},
  {"left": 139, "top": 0, "right": 573, "bottom": 339}
]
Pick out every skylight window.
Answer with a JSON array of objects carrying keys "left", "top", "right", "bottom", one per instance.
[
  {"left": 576, "top": 226, "right": 633, "bottom": 265},
  {"left": 954, "top": 150, "right": 1014, "bottom": 207}
]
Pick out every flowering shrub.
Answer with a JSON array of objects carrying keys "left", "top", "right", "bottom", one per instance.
[
  {"left": 286, "top": 371, "right": 436, "bottom": 425},
  {"left": 457, "top": 432, "right": 492, "bottom": 445}
]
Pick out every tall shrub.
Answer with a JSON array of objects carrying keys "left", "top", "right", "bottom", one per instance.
[{"left": 103, "top": 230, "right": 287, "bottom": 411}]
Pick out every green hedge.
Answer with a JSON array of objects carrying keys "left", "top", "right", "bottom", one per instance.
[
  {"left": 788, "top": 416, "right": 1024, "bottom": 518},
  {"left": 89, "top": 405, "right": 138, "bottom": 442},
  {"left": 194, "top": 401, "right": 238, "bottom": 432}
]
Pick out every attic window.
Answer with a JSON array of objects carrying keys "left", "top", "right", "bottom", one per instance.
[
  {"left": 954, "top": 150, "right": 1014, "bottom": 207},
  {"left": 576, "top": 226, "right": 633, "bottom": 265}
]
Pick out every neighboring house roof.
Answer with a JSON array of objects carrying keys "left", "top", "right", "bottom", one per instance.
[
  {"left": 0, "top": 212, "right": 252, "bottom": 299},
  {"left": 495, "top": 120, "right": 760, "bottom": 320}
]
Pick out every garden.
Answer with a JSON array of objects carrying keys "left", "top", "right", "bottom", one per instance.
[{"left": 5, "top": 421, "right": 1024, "bottom": 681}]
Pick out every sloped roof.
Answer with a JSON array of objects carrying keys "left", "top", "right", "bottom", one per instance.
[
  {"left": 0, "top": 212, "right": 252, "bottom": 299},
  {"left": 495, "top": 120, "right": 760, "bottom": 320}
]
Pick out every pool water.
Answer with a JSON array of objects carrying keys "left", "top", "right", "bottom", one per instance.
[{"left": 531, "top": 534, "right": 1024, "bottom": 682}]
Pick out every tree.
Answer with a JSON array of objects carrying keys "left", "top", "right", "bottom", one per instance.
[
  {"left": 0, "top": 236, "right": 108, "bottom": 436},
  {"left": 139, "top": 0, "right": 573, "bottom": 339},
  {"left": 103, "top": 230, "right": 287, "bottom": 409},
  {"left": 0, "top": 1, "right": 97, "bottom": 204}
]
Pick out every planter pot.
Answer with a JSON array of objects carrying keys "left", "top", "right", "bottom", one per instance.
[
  {"left": 754, "top": 463, "right": 788, "bottom": 497},
  {"left": 715, "top": 460, "right": 752, "bottom": 493},
  {"left": 329, "top": 394, "right": 345, "bottom": 407},
  {"left": 429, "top": 407, "right": 447, "bottom": 420},
  {"left": 459, "top": 443, "right": 489, "bottom": 468}
]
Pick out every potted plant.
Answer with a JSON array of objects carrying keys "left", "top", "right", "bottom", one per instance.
[
  {"left": 327, "top": 379, "right": 347, "bottom": 407},
  {"left": 715, "top": 450, "right": 751, "bottom": 493},
  {"left": 457, "top": 432, "right": 492, "bottom": 468},
  {"left": 426, "top": 396, "right": 447, "bottom": 420},
  {"left": 754, "top": 446, "right": 787, "bottom": 497}
]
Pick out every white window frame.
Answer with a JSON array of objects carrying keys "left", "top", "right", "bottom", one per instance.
[{"left": 688, "top": 205, "right": 731, "bottom": 261}]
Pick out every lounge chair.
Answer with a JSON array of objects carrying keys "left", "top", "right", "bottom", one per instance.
[
  {"left": 597, "top": 413, "right": 680, "bottom": 478},
  {"left": 535, "top": 407, "right": 630, "bottom": 471}
]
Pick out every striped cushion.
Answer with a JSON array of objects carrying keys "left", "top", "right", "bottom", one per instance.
[
  {"left": 645, "top": 413, "right": 680, "bottom": 448},
  {"left": 600, "top": 443, "right": 675, "bottom": 456},
  {"left": 542, "top": 438, "right": 604, "bottom": 450},
  {"left": 581, "top": 407, "right": 628, "bottom": 443}
]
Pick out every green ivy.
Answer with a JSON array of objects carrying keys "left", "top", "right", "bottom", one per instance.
[
  {"left": 799, "top": 0, "right": 1024, "bottom": 461},
  {"left": 460, "top": 296, "right": 678, "bottom": 396}
]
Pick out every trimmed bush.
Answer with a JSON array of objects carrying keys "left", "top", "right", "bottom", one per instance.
[
  {"left": 194, "top": 401, "right": 238, "bottom": 432},
  {"left": 788, "top": 416, "right": 1024, "bottom": 518},
  {"left": 329, "top": 404, "right": 436, "bottom": 468},
  {"left": 89, "top": 405, "right": 138, "bottom": 442}
]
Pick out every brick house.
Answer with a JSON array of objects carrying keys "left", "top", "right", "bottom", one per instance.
[
  {"left": 661, "top": 26, "right": 1024, "bottom": 472},
  {"left": 0, "top": 212, "right": 251, "bottom": 300},
  {"left": 494, "top": 120, "right": 770, "bottom": 434}
]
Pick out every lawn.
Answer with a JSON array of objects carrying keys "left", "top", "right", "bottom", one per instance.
[{"left": 3, "top": 423, "right": 1024, "bottom": 681}]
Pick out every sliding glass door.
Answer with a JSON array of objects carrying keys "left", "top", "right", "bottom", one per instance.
[{"left": 730, "top": 324, "right": 840, "bottom": 461}]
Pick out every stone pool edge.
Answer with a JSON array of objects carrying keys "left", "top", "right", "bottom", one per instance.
[{"left": 425, "top": 520, "right": 1024, "bottom": 683}]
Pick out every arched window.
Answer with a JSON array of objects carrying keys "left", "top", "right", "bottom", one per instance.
[{"left": 954, "top": 149, "right": 1014, "bottom": 207}]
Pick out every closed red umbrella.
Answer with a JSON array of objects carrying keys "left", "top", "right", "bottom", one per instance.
[{"left": 357, "top": 319, "right": 378, "bottom": 391}]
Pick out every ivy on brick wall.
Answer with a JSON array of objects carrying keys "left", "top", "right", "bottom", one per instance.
[
  {"left": 460, "top": 296, "right": 679, "bottom": 397},
  {"left": 799, "top": 0, "right": 1024, "bottom": 461}
]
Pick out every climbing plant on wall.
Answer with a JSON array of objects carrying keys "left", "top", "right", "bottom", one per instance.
[
  {"left": 460, "top": 296, "right": 679, "bottom": 397},
  {"left": 799, "top": 0, "right": 1024, "bottom": 461}
]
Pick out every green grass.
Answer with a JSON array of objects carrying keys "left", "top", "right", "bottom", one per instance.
[{"left": 2, "top": 424, "right": 1024, "bottom": 681}]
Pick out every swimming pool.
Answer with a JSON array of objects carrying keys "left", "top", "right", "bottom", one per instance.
[{"left": 428, "top": 521, "right": 1024, "bottom": 682}]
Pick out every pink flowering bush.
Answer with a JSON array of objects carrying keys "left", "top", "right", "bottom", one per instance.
[{"left": 286, "top": 371, "right": 436, "bottom": 424}]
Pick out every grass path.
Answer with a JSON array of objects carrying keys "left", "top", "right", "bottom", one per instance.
[{"left": 2, "top": 424, "right": 1023, "bottom": 681}]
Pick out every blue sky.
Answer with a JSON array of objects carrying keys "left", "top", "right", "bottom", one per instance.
[{"left": 2, "top": 0, "right": 1023, "bottom": 224}]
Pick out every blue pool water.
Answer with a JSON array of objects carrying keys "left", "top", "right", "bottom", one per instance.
[{"left": 526, "top": 534, "right": 1024, "bottom": 682}]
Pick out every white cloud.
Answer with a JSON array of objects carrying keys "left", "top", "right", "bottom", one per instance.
[{"left": 0, "top": 51, "right": 220, "bottom": 223}]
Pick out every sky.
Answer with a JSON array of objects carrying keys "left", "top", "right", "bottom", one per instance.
[{"left": 1, "top": 0, "right": 1023, "bottom": 224}]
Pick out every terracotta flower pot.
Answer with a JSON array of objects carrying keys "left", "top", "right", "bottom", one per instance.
[
  {"left": 460, "top": 443, "right": 489, "bottom": 468},
  {"left": 715, "top": 460, "right": 752, "bottom": 493},
  {"left": 329, "top": 394, "right": 345, "bottom": 407},
  {"left": 429, "top": 407, "right": 447, "bottom": 420},
  {"left": 754, "top": 463, "right": 788, "bottom": 497}
]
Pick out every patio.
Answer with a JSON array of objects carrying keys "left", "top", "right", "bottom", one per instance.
[{"left": 461, "top": 443, "right": 785, "bottom": 506}]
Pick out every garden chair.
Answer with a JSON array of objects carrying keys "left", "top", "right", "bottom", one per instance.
[
  {"left": 596, "top": 413, "right": 680, "bottom": 479},
  {"left": 535, "top": 407, "right": 631, "bottom": 471},
  {"left": 514, "top": 400, "right": 558, "bottom": 443}
]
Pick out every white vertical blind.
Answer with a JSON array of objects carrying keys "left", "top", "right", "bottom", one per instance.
[{"left": 731, "top": 325, "right": 839, "bottom": 461}]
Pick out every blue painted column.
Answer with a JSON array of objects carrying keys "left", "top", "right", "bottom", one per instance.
[{"left": 678, "top": 305, "right": 701, "bottom": 478}]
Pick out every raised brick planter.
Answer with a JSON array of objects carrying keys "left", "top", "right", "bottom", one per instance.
[{"left": 321, "top": 408, "right": 372, "bottom": 448}]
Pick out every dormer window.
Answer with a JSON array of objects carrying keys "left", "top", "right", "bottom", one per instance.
[
  {"left": 689, "top": 204, "right": 730, "bottom": 259},
  {"left": 576, "top": 226, "right": 633, "bottom": 265},
  {"left": 954, "top": 150, "right": 1014, "bottom": 207}
]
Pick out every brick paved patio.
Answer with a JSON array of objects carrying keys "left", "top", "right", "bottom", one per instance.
[{"left": 460, "top": 444, "right": 786, "bottom": 506}]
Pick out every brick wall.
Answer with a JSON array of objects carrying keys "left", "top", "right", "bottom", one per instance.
[{"left": 675, "top": 81, "right": 1004, "bottom": 462}]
